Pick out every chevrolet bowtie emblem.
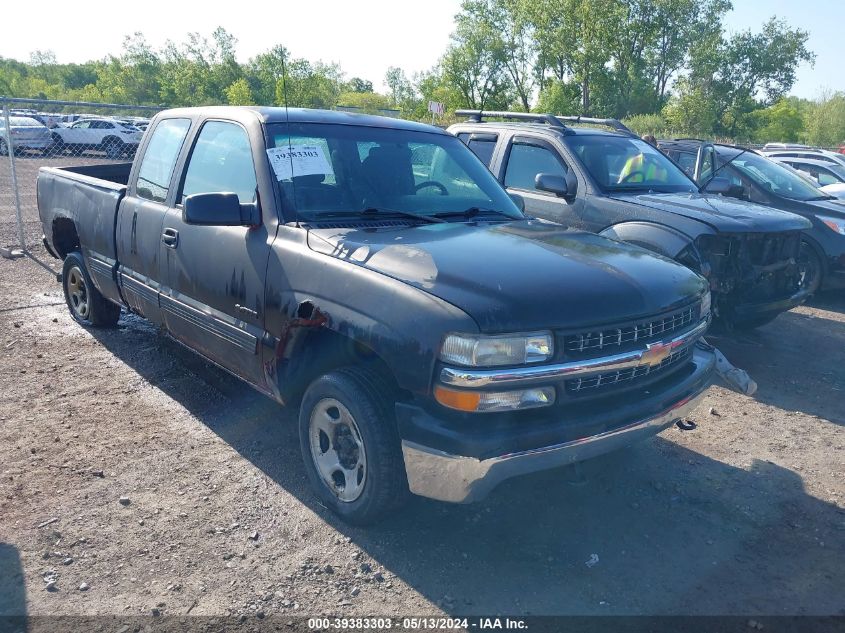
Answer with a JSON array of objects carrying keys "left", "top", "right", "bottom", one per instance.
[{"left": 642, "top": 341, "right": 674, "bottom": 367}]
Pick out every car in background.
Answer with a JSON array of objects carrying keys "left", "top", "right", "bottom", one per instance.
[
  {"left": 761, "top": 147, "right": 845, "bottom": 169},
  {"left": 658, "top": 139, "right": 845, "bottom": 294},
  {"left": 49, "top": 117, "right": 144, "bottom": 158},
  {"left": 0, "top": 116, "right": 53, "bottom": 155},
  {"left": 768, "top": 155, "right": 845, "bottom": 188}
]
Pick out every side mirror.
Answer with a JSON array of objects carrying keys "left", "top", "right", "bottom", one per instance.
[
  {"left": 508, "top": 192, "right": 525, "bottom": 212},
  {"left": 705, "top": 176, "right": 732, "bottom": 195},
  {"left": 183, "top": 192, "right": 259, "bottom": 226},
  {"left": 535, "top": 172, "right": 569, "bottom": 197}
]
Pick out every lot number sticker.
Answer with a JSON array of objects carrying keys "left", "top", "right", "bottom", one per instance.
[{"left": 267, "top": 145, "right": 334, "bottom": 180}]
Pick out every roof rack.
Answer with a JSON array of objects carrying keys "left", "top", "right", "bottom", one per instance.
[
  {"left": 455, "top": 110, "right": 636, "bottom": 136},
  {"left": 455, "top": 110, "right": 566, "bottom": 128},
  {"left": 553, "top": 115, "right": 634, "bottom": 135}
]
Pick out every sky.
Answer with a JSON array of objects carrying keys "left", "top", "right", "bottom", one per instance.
[{"left": 1, "top": 0, "right": 841, "bottom": 99}]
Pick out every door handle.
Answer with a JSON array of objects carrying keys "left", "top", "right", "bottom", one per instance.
[{"left": 162, "top": 228, "right": 179, "bottom": 248}]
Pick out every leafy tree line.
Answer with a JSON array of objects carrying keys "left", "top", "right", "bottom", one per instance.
[{"left": 1, "top": 4, "right": 843, "bottom": 145}]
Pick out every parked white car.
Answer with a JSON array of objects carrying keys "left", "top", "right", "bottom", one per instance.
[
  {"left": 0, "top": 116, "right": 53, "bottom": 155},
  {"left": 761, "top": 146, "right": 845, "bottom": 169},
  {"left": 821, "top": 183, "right": 845, "bottom": 199},
  {"left": 50, "top": 118, "right": 144, "bottom": 158}
]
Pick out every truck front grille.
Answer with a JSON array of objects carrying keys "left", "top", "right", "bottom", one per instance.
[
  {"left": 566, "top": 347, "right": 692, "bottom": 394},
  {"left": 564, "top": 304, "right": 697, "bottom": 357}
]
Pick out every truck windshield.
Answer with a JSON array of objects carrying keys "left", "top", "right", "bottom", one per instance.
[
  {"left": 566, "top": 135, "right": 698, "bottom": 194},
  {"left": 726, "top": 151, "right": 829, "bottom": 201},
  {"left": 267, "top": 123, "right": 522, "bottom": 222}
]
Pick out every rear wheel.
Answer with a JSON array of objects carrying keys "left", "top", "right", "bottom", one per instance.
[
  {"left": 0, "top": 139, "right": 7, "bottom": 156},
  {"left": 62, "top": 252, "right": 120, "bottom": 327},
  {"left": 298, "top": 368, "right": 408, "bottom": 525},
  {"left": 103, "top": 137, "right": 124, "bottom": 159}
]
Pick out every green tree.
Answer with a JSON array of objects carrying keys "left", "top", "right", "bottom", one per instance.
[
  {"left": 337, "top": 91, "right": 393, "bottom": 114},
  {"left": 752, "top": 97, "right": 804, "bottom": 143},
  {"left": 345, "top": 77, "right": 373, "bottom": 93},
  {"left": 803, "top": 92, "right": 845, "bottom": 147},
  {"left": 225, "top": 78, "right": 255, "bottom": 105}
]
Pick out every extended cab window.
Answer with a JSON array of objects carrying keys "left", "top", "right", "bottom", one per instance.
[
  {"left": 136, "top": 118, "right": 191, "bottom": 203},
  {"left": 181, "top": 121, "right": 257, "bottom": 204},
  {"left": 505, "top": 143, "right": 567, "bottom": 192},
  {"left": 457, "top": 132, "right": 497, "bottom": 168}
]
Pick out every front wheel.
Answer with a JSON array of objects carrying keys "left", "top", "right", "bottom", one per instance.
[
  {"left": 298, "top": 368, "right": 408, "bottom": 525},
  {"left": 62, "top": 252, "right": 121, "bottom": 327},
  {"left": 797, "top": 240, "right": 823, "bottom": 295}
]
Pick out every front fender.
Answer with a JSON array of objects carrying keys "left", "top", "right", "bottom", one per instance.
[{"left": 600, "top": 221, "right": 702, "bottom": 259}]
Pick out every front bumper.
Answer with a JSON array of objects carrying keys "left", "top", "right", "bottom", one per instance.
[
  {"left": 731, "top": 286, "right": 811, "bottom": 320},
  {"left": 400, "top": 345, "right": 716, "bottom": 503}
]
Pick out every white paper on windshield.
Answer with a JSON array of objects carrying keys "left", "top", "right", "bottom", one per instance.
[{"left": 266, "top": 145, "right": 334, "bottom": 180}]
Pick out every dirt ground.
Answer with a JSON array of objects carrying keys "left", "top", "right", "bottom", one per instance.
[{"left": 1, "top": 219, "right": 843, "bottom": 621}]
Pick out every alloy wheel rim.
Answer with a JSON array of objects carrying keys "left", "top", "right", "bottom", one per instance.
[
  {"left": 67, "top": 266, "right": 90, "bottom": 320},
  {"left": 308, "top": 398, "right": 367, "bottom": 503}
]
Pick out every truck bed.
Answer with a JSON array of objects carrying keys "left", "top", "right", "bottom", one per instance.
[{"left": 37, "top": 163, "right": 132, "bottom": 305}]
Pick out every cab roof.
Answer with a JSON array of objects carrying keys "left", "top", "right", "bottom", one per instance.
[{"left": 155, "top": 106, "right": 447, "bottom": 135}]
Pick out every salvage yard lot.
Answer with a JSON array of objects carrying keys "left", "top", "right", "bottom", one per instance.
[{"left": 1, "top": 228, "right": 843, "bottom": 618}]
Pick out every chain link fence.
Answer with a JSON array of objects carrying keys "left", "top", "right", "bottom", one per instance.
[{"left": 1, "top": 97, "right": 164, "bottom": 271}]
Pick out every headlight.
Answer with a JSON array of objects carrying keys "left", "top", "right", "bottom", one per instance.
[
  {"left": 434, "top": 385, "right": 555, "bottom": 412},
  {"left": 817, "top": 215, "right": 845, "bottom": 235},
  {"left": 439, "top": 332, "right": 553, "bottom": 367},
  {"left": 700, "top": 290, "right": 712, "bottom": 320}
]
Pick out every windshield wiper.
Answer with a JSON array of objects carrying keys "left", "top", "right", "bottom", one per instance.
[
  {"left": 433, "top": 206, "right": 513, "bottom": 220},
  {"left": 316, "top": 207, "right": 446, "bottom": 224}
]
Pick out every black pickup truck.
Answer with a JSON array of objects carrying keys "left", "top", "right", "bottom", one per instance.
[
  {"left": 38, "top": 106, "right": 716, "bottom": 524},
  {"left": 658, "top": 139, "right": 845, "bottom": 294},
  {"left": 449, "top": 111, "right": 814, "bottom": 330}
]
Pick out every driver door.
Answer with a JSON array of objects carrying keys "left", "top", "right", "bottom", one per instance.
[
  {"left": 500, "top": 136, "right": 585, "bottom": 229},
  {"left": 159, "top": 120, "right": 272, "bottom": 388}
]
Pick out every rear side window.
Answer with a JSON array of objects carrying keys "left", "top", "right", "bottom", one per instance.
[
  {"left": 181, "top": 121, "right": 257, "bottom": 204},
  {"left": 136, "top": 118, "right": 191, "bottom": 203},
  {"left": 505, "top": 143, "right": 567, "bottom": 192},
  {"left": 456, "top": 132, "right": 497, "bottom": 168},
  {"left": 467, "top": 139, "right": 497, "bottom": 167}
]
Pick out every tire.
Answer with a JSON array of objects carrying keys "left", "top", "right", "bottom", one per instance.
[
  {"left": 62, "top": 252, "right": 121, "bottom": 327},
  {"left": 298, "top": 367, "right": 409, "bottom": 525},
  {"left": 0, "top": 138, "right": 7, "bottom": 156},
  {"left": 797, "top": 239, "right": 824, "bottom": 295},
  {"left": 103, "top": 137, "right": 124, "bottom": 159},
  {"left": 48, "top": 133, "right": 65, "bottom": 156}
]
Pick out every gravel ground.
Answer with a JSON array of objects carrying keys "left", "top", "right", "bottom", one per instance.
[{"left": 0, "top": 224, "right": 843, "bottom": 621}]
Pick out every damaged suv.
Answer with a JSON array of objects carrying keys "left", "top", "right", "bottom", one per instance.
[{"left": 450, "top": 111, "right": 813, "bottom": 329}]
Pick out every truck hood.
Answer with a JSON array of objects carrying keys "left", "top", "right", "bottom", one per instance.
[
  {"left": 609, "top": 192, "right": 811, "bottom": 233},
  {"left": 306, "top": 220, "right": 707, "bottom": 332}
]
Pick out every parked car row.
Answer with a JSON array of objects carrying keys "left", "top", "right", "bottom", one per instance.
[
  {"left": 34, "top": 105, "right": 841, "bottom": 524},
  {"left": 4, "top": 110, "right": 151, "bottom": 158}
]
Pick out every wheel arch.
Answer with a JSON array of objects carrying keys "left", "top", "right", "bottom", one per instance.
[
  {"left": 51, "top": 216, "right": 80, "bottom": 259},
  {"left": 600, "top": 221, "right": 699, "bottom": 259},
  {"left": 270, "top": 312, "right": 402, "bottom": 407}
]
